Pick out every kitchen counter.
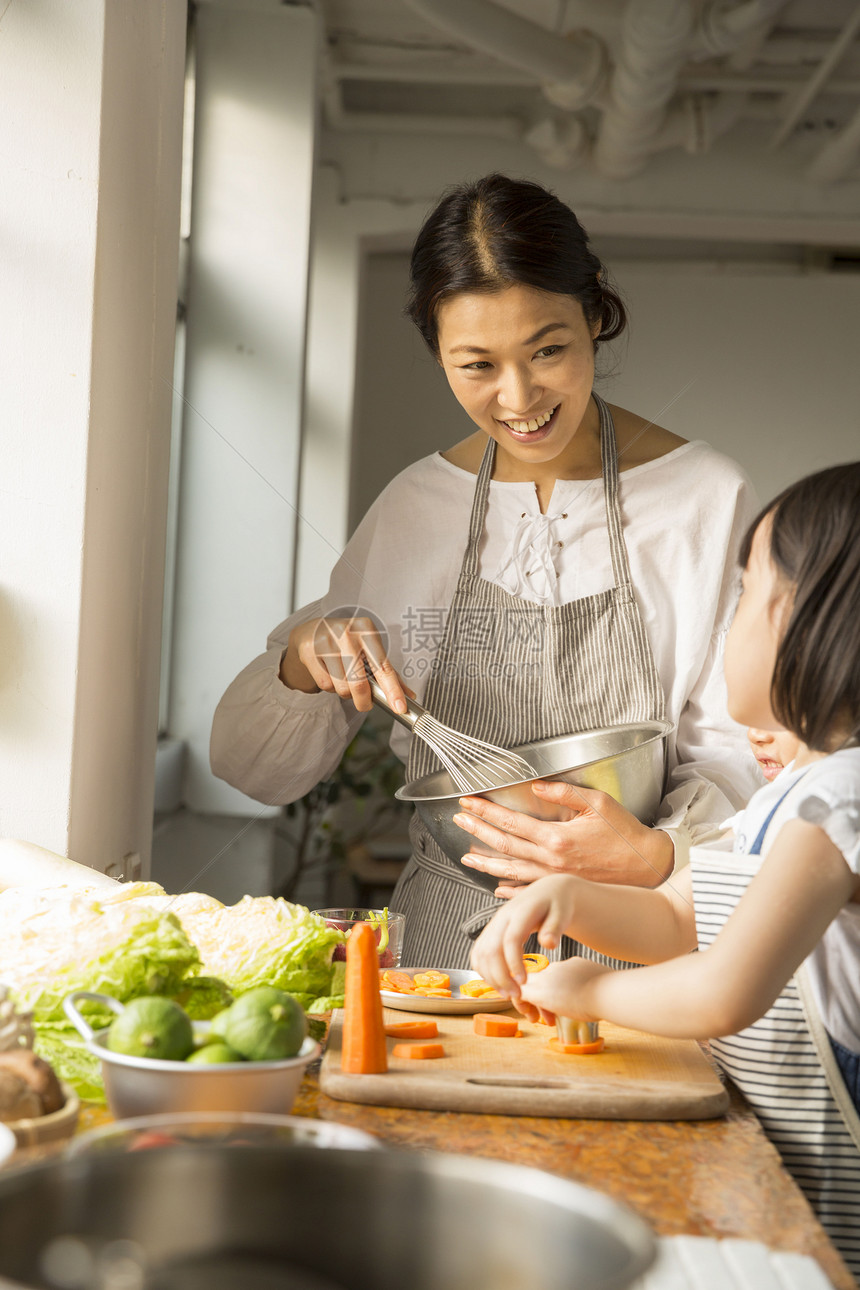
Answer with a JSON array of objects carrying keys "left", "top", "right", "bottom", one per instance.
[
  {"left": 47, "top": 1064, "right": 854, "bottom": 1290},
  {"left": 293, "top": 1066, "right": 855, "bottom": 1290}
]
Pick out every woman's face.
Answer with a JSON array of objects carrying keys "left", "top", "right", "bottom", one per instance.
[
  {"left": 435, "top": 284, "right": 599, "bottom": 474},
  {"left": 725, "top": 518, "right": 792, "bottom": 731}
]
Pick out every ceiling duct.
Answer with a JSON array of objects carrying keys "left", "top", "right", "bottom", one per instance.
[
  {"left": 402, "top": 0, "right": 607, "bottom": 111},
  {"left": 692, "top": 0, "right": 790, "bottom": 61},
  {"left": 593, "top": 0, "right": 695, "bottom": 179}
]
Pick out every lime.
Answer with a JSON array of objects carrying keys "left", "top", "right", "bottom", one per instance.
[
  {"left": 208, "top": 1008, "right": 232, "bottom": 1039},
  {"left": 222, "top": 986, "right": 307, "bottom": 1062},
  {"left": 186, "top": 1042, "right": 243, "bottom": 1065},
  {"left": 106, "top": 997, "right": 194, "bottom": 1062}
]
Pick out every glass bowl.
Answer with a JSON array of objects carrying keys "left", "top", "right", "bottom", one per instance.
[{"left": 314, "top": 908, "right": 405, "bottom": 968}]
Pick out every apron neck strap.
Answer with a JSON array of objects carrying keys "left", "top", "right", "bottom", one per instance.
[{"left": 461, "top": 394, "right": 634, "bottom": 590}]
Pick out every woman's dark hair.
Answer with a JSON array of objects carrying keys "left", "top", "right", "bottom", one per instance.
[
  {"left": 738, "top": 462, "right": 860, "bottom": 752},
  {"left": 407, "top": 173, "right": 626, "bottom": 356}
]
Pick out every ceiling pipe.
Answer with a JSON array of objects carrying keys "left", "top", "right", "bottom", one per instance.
[
  {"left": 646, "top": 90, "right": 748, "bottom": 156},
  {"left": 593, "top": 0, "right": 695, "bottom": 179},
  {"left": 691, "top": 0, "right": 789, "bottom": 61},
  {"left": 523, "top": 115, "right": 590, "bottom": 169},
  {"left": 771, "top": 3, "right": 860, "bottom": 149},
  {"left": 806, "top": 100, "right": 860, "bottom": 183},
  {"left": 402, "top": 0, "right": 607, "bottom": 111}
]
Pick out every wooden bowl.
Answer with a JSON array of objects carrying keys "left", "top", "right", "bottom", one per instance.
[{"left": 5, "top": 1082, "right": 80, "bottom": 1150}]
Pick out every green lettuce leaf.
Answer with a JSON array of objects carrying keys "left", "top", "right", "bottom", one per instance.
[
  {"left": 172, "top": 975, "right": 234, "bottom": 1020},
  {"left": 164, "top": 894, "right": 344, "bottom": 1009},
  {"left": 22, "top": 911, "right": 200, "bottom": 1026},
  {"left": 1, "top": 888, "right": 201, "bottom": 1099}
]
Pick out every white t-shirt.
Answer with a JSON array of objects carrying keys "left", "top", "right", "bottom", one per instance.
[
  {"left": 730, "top": 749, "right": 860, "bottom": 1053},
  {"left": 211, "top": 440, "right": 763, "bottom": 863}
]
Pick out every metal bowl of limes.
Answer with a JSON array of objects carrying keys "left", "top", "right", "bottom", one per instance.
[{"left": 63, "top": 991, "right": 320, "bottom": 1120}]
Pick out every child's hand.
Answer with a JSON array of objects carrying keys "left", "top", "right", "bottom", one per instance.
[
  {"left": 519, "top": 958, "right": 607, "bottom": 1025},
  {"left": 471, "top": 875, "right": 579, "bottom": 999}
]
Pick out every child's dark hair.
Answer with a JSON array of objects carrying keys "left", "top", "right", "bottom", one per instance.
[
  {"left": 406, "top": 173, "right": 626, "bottom": 357},
  {"left": 739, "top": 463, "right": 860, "bottom": 752}
]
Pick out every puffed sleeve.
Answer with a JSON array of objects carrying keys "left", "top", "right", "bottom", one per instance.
[
  {"left": 208, "top": 598, "right": 367, "bottom": 805},
  {"left": 209, "top": 455, "right": 461, "bottom": 804},
  {"left": 209, "top": 493, "right": 389, "bottom": 805}
]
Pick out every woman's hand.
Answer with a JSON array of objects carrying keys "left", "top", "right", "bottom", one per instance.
[
  {"left": 279, "top": 613, "right": 408, "bottom": 714},
  {"left": 455, "top": 781, "right": 674, "bottom": 895},
  {"left": 470, "top": 875, "right": 581, "bottom": 999}
]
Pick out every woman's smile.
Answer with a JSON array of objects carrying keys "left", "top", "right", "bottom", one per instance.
[{"left": 499, "top": 404, "right": 560, "bottom": 443}]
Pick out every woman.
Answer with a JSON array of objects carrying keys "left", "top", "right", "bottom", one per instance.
[{"left": 211, "top": 173, "right": 761, "bottom": 967}]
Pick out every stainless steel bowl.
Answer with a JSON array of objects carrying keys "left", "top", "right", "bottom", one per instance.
[
  {"left": 63, "top": 992, "right": 320, "bottom": 1120},
  {"left": 0, "top": 1144, "right": 656, "bottom": 1289},
  {"left": 397, "top": 721, "right": 673, "bottom": 892}
]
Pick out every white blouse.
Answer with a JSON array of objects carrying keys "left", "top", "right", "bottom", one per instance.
[{"left": 211, "top": 440, "right": 764, "bottom": 867}]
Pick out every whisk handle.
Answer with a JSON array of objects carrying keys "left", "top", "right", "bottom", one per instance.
[{"left": 366, "top": 675, "right": 425, "bottom": 732}]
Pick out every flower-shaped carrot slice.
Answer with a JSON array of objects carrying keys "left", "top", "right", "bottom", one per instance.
[{"left": 413, "top": 971, "right": 450, "bottom": 989}]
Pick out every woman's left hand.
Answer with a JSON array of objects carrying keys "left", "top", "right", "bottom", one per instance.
[{"left": 454, "top": 781, "right": 674, "bottom": 896}]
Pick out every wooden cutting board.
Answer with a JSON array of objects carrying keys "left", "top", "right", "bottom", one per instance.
[{"left": 320, "top": 1007, "right": 729, "bottom": 1120}]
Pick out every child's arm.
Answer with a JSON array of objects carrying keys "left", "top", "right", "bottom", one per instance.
[
  {"left": 516, "top": 819, "right": 858, "bottom": 1040},
  {"left": 470, "top": 868, "right": 697, "bottom": 999}
]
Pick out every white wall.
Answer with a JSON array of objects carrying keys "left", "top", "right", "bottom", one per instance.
[
  {"left": 0, "top": 1, "right": 185, "bottom": 872},
  {"left": 349, "top": 251, "right": 860, "bottom": 521},
  {"left": 601, "top": 264, "right": 860, "bottom": 504}
]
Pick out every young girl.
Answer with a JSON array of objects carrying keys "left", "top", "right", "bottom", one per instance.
[{"left": 472, "top": 462, "right": 860, "bottom": 1278}]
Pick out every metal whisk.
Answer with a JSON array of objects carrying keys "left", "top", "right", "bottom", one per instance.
[{"left": 367, "top": 677, "right": 539, "bottom": 793}]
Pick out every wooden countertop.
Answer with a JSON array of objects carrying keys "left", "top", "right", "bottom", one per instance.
[{"left": 293, "top": 1064, "right": 855, "bottom": 1290}]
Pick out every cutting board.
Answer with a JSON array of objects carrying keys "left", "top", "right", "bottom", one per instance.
[{"left": 320, "top": 1007, "right": 729, "bottom": 1120}]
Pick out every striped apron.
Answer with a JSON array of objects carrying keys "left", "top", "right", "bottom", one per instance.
[
  {"left": 392, "top": 394, "right": 666, "bottom": 967},
  {"left": 691, "top": 792, "right": 860, "bottom": 1282}
]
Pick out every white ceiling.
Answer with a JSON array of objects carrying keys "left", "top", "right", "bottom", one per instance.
[{"left": 311, "top": 0, "right": 860, "bottom": 241}]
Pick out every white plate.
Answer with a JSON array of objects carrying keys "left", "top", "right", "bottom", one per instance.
[{"left": 380, "top": 968, "right": 512, "bottom": 1015}]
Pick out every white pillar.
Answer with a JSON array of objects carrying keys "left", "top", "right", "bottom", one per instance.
[
  {"left": 170, "top": 4, "right": 319, "bottom": 813},
  {"left": 0, "top": 1, "right": 186, "bottom": 875}
]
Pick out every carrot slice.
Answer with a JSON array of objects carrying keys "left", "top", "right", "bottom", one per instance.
[
  {"left": 413, "top": 971, "right": 450, "bottom": 988},
  {"left": 473, "top": 1014, "right": 521, "bottom": 1038},
  {"left": 414, "top": 988, "right": 452, "bottom": 998},
  {"left": 459, "top": 978, "right": 501, "bottom": 998},
  {"left": 342, "top": 922, "right": 388, "bottom": 1074},
  {"left": 523, "top": 953, "right": 550, "bottom": 972},
  {"left": 391, "top": 1042, "right": 446, "bottom": 1060},
  {"left": 548, "top": 1037, "right": 605, "bottom": 1056},
  {"left": 384, "top": 1020, "right": 439, "bottom": 1040},
  {"left": 380, "top": 970, "right": 416, "bottom": 993}
]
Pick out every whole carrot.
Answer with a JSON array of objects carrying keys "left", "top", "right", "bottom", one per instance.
[{"left": 341, "top": 921, "right": 388, "bottom": 1074}]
